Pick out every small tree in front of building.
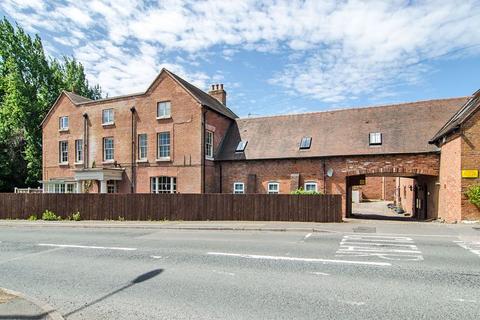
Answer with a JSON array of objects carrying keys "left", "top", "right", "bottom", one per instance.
[
  {"left": 465, "top": 184, "right": 480, "bottom": 207},
  {"left": 291, "top": 188, "right": 323, "bottom": 195}
]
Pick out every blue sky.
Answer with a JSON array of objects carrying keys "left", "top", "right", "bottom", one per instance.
[{"left": 1, "top": 0, "right": 480, "bottom": 117}]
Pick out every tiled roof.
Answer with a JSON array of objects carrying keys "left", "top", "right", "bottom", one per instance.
[
  {"left": 64, "top": 91, "right": 93, "bottom": 104},
  {"left": 217, "top": 97, "right": 468, "bottom": 161},
  {"left": 165, "top": 69, "right": 238, "bottom": 119},
  {"left": 430, "top": 90, "right": 480, "bottom": 144}
]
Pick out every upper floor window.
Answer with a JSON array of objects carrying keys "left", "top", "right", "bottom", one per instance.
[
  {"left": 75, "top": 139, "right": 83, "bottom": 163},
  {"left": 267, "top": 182, "right": 279, "bottom": 194},
  {"left": 299, "top": 136, "right": 312, "bottom": 149},
  {"left": 59, "top": 141, "right": 68, "bottom": 163},
  {"left": 103, "top": 137, "right": 114, "bottom": 161},
  {"left": 236, "top": 140, "right": 248, "bottom": 152},
  {"left": 138, "top": 133, "right": 147, "bottom": 160},
  {"left": 369, "top": 132, "right": 382, "bottom": 146},
  {"left": 233, "top": 182, "right": 245, "bottom": 194},
  {"left": 151, "top": 176, "right": 176, "bottom": 193},
  {"left": 205, "top": 130, "right": 214, "bottom": 159},
  {"left": 59, "top": 116, "right": 69, "bottom": 131},
  {"left": 157, "top": 132, "right": 170, "bottom": 159},
  {"left": 157, "top": 101, "right": 171, "bottom": 119},
  {"left": 102, "top": 109, "right": 114, "bottom": 125},
  {"left": 304, "top": 182, "right": 318, "bottom": 193}
]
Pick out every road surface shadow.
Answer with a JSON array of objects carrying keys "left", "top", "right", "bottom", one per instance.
[{"left": 64, "top": 268, "right": 163, "bottom": 318}]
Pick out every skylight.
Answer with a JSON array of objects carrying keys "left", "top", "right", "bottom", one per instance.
[
  {"left": 236, "top": 140, "right": 248, "bottom": 152},
  {"left": 299, "top": 137, "right": 312, "bottom": 149}
]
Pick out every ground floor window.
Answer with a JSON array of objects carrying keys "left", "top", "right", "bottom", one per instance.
[
  {"left": 44, "top": 182, "right": 76, "bottom": 193},
  {"left": 151, "top": 176, "right": 177, "bottom": 194},
  {"left": 267, "top": 182, "right": 279, "bottom": 194},
  {"left": 233, "top": 182, "right": 244, "bottom": 194},
  {"left": 107, "top": 180, "right": 117, "bottom": 193},
  {"left": 304, "top": 182, "right": 318, "bottom": 192}
]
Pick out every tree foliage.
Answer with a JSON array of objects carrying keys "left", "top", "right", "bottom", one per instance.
[{"left": 0, "top": 18, "right": 102, "bottom": 191}]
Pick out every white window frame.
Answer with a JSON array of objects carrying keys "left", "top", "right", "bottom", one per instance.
[
  {"left": 299, "top": 136, "right": 312, "bottom": 150},
  {"left": 102, "top": 109, "right": 114, "bottom": 125},
  {"left": 138, "top": 133, "right": 147, "bottom": 161},
  {"left": 235, "top": 140, "right": 248, "bottom": 152},
  {"left": 59, "top": 116, "right": 69, "bottom": 131},
  {"left": 369, "top": 132, "right": 382, "bottom": 145},
  {"left": 107, "top": 180, "right": 117, "bottom": 193},
  {"left": 233, "top": 182, "right": 245, "bottom": 194},
  {"left": 59, "top": 141, "right": 68, "bottom": 164},
  {"left": 157, "top": 101, "right": 171, "bottom": 119},
  {"left": 103, "top": 137, "right": 114, "bottom": 161},
  {"left": 304, "top": 182, "right": 318, "bottom": 192},
  {"left": 157, "top": 132, "right": 171, "bottom": 160},
  {"left": 75, "top": 139, "right": 83, "bottom": 163},
  {"left": 151, "top": 176, "right": 177, "bottom": 193},
  {"left": 45, "top": 182, "right": 76, "bottom": 193},
  {"left": 267, "top": 182, "right": 280, "bottom": 194},
  {"left": 205, "top": 130, "right": 214, "bottom": 159}
]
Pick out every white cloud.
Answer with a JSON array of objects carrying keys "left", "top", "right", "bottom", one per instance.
[{"left": 1, "top": 0, "right": 480, "bottom": 102}]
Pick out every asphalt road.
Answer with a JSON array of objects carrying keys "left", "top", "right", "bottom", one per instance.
[{"left": 0, "top": 223, "right": 479, "bottom": 319}]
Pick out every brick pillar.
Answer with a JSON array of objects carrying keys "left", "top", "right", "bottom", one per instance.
[
  {"left": 290, "top": 173, "right": 300, "bottom": 192},
  {"left": 247, "top": 174, "right": 257, "bottom": 194}
]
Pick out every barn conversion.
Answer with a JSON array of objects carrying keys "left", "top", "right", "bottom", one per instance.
[{"left": 41, "top": 69, "right": 480, "bottom": 222}]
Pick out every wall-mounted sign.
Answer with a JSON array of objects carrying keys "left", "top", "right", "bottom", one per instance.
[{"left": 461, "top": 169, "right": 479, "bottom": 178}]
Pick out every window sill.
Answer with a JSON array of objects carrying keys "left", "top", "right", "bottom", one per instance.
[
  {"left": 156, "top": 116, "right": 172, "bottom": 120},
  {"left": 58, "top": 129, "right": 69, "bottom": 132},
  {"left": 102, "top": 122, "right": 115, "bottom": 127},
  {"left": 136, "top": 159, "right": 148, "bottom": 163},
  {"left": 156, "top": 157, "right": 171, "bottom": 162},
  {"left": 58, "top": 162, "right": 69, "bottom": 166},
  {"left": 74, "top": 161, "right": 84, "bottom": 165},
  {"left": 102, "top": 160, "right": 115, "bottom": 164},
  {"left": 205, "top": 156, "right": 214, "bottom": 161}
]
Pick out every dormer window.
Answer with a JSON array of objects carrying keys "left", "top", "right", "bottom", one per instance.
[
  {"left": 59, "top": 116, "right": 69, "bottom": 131},
  {"left": 299, "top": 137, "right": 312, "bottom": 150},
  {"left": 157, "top": 101, "right": 171, "bottom": 119},
  {"left": 236, "top": 140, "right": 248, "bottom": 152},
  {"left": 369, "top": 132, "right": 382, "bottom": 146}
]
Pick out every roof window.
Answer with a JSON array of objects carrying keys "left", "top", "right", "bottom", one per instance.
[
  {"left": 369, "top": 132, "right": 382, "bottom": 145},
  {"left": 299, "top": 137, "right": 312, "bottom": 150},
  {"left": 236, "top": 140, "right": 248, "bottom": 152}
]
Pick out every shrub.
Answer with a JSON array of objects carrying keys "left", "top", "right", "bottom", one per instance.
[
  {"left": 27, "top": 215, "right": 37, "bottom": 221},
  {"left": 42, "top": 210, "right": 61, "bottom": 221},
  {"left": 291, "top": 188, "right": 323, "bottom": 195},
  {"left": 118, "top": 216, "right": 125, "bottom": 221},
  {"left": 465, "top": 185, "right": 480, "bottom": 207},
  {"left": 72, "top": 211, "right": 81, "bottom": 221}
]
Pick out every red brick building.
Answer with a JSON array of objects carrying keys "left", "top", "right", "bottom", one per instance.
[{"left": 41, "top": 69, "right": 480, "bottom": 222}]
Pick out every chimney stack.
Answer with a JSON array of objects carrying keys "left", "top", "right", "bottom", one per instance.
[{"left": 208, "top": 83, "right": 227, "bottom": 106}]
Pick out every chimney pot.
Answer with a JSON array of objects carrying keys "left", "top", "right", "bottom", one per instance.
[
  {"left": 208, "top": 83, "right": 227, "bottom": 105},
  {"left": 220, "top": 84, "right": 224, "bottom": 90}
]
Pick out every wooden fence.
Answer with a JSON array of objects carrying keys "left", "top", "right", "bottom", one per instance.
[{"left": 0, "top": 193, "right": 342, "bottom": 222}]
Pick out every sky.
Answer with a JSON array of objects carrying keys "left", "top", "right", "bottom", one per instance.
[{"left": 1, "top": 0, "right": 480, "bottom": 117}]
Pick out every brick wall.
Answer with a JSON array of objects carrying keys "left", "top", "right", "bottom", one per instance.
[
  {"left": 438, "top": 136, "right": 462, "bottom": 222},
  {"left": 460, "top": 111, "right": 480, "bottom": 220},
  {"left": 359, "top": 176, "right": 396, "bottom": 200}
]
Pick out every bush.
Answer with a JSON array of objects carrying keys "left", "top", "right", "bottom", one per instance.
[
  {"left": 27, "top": 215, "right": 37, "bottom": 221},
  {"left": 291, "top": 188, "right": 323, "bottom": 195},
  {"left": 42, "top": 210, "right": 61, "bottom": 221},
  {"left": 72, "top": 211, "right": 81, "bottom": 221},
  {"left": 465, "top": 185, "right": 480, "bottom": 207},
  {"left": 118, "top": 216, "right": 125, "bottom": 221}
]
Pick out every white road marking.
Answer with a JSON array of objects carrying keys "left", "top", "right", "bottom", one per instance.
[
  {"left": 303, "top": 233, "right": 313, "bottom": 241},
  {"left": 309, "top": 271, "right": 330, "bottom": 276},
  {"left": 37, "top": 243, "right": 137, "bottom": 251},
  {"left": 454, "top": 241, "right": 480, "bottom": 257},
  {"left": 0, "top": 247, "right": 63, "bottom": 265},
  {"left": 151, "top": 255, "right": 162, "bottom": 259},
  {"left": 207, "top": 252, "right": 391, "bottom": 266},
  {"left": 452, "top": 298, "right": 477, "bottom": 303},
  {"left": 336, "top": 235, "right": 424, "bottom": 261},
  {"left": 213, "top": 270, "right": 235, "bottom": 276},
  {"left": 338, "top": 300, "right": 365, "bottom": 306}
]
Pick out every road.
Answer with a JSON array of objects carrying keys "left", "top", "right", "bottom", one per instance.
[{"left": 0, "top": 222, "right": 479, "bottom": 319}]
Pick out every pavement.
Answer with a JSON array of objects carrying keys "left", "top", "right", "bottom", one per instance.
[
  {"left": 0, "top": 287, "right": 64, "bottom": 320},
  {"left": 0, "top": 219, "right": 479, "bottom": 319},
  {"left": 352, "top": 200, "right": 411, "bottom": 218}
]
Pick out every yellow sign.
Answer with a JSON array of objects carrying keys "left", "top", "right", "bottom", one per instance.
[{"left": 462, "top": 169, "right": 479, "bottom": 178}]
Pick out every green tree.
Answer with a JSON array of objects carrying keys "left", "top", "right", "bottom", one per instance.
[{"left": 0, "top": 17, "right": 102, "bottom": 190}]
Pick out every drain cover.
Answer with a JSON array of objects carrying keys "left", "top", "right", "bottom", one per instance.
[{"left": 353, "top": 226, "right": 376, "bottom": 233}]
